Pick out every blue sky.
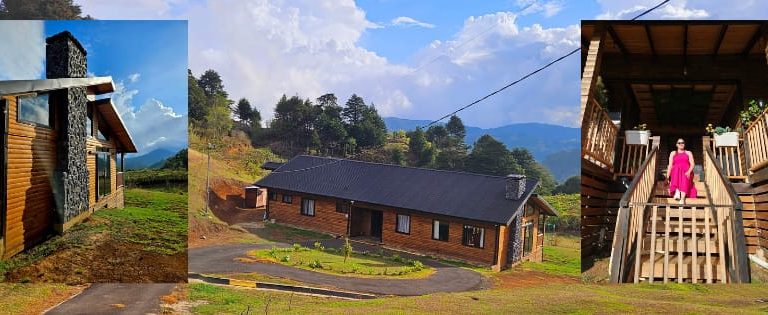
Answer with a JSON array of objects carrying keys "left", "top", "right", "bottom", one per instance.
[
  {"left": 0, "top": 20, "right": 187, "bottom": 155},
  {"left": 77, "top": 0, "right": 768, "bottom": 129}
]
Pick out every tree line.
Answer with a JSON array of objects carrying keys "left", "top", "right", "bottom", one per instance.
[{"left": 189, "top": 69, "right": 567, "bottom": 194}]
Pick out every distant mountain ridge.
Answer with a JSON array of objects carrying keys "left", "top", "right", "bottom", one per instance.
[
  {"left": 124, "top": 148, "right": 177, "bottom": 170},
  {"left": 383, "top": 117, "right": 580, "bottom": 181}
]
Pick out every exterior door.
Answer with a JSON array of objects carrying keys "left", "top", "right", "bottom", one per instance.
[{"left": 370, "top": 210, "right": 383, "bottom": 240}]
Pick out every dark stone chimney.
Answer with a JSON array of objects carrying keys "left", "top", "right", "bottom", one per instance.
[
  {"left": 46, "top": 31, "right": 87, "bottom": 79},
  {"left": 47, "top": 31, "right": 90, "bottom": 224},
  {"left": 505, "top": 174, "right": 526, "bottom": 200}
]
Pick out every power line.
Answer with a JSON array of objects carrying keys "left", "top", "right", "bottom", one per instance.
[{"left": 418, "top": 0, "right": 671, "bottom": 129}]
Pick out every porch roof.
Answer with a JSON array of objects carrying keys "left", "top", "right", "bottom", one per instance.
[{"left": 256, "top": 155, "right": 544, "bottom": 225}]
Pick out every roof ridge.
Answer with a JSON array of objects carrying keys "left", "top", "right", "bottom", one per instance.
[{"left": 295, "top": 154, "right": 530, "bottom": 180}]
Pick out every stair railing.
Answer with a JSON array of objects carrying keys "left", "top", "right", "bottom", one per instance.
[
  {"left": 616, "top": 136, "right": 660, "bottom": 178},
  {"left": 703, "top": 144, "right": 751, "bottom": 283},
  {"left": 582, "top": 98, "right": 618, "bottom": 171},
  {"left": 609, "top": 143, "right": 659, "bottom": 283},
  {"left": 744, "top": 106, "right": 768, "bottom": 174}
]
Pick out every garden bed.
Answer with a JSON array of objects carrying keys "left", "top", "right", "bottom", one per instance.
[{"left": 248, "top": 242, "right": 435, "bottom": 279}]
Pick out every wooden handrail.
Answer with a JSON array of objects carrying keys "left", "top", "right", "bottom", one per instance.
[
  {"left": 744, "top": 107, "right": 768, "bottom": 173},
  {"left": 609, "top": 145, "right": 658, "bottom": 283},
  {"left": 703, "top": 146, "right": 750, "bottom": 283},
  {"left": 582, "top": 98, "right": 619, "bottom": 170}
]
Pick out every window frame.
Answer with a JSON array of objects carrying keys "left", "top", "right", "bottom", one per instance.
[
  {"left": 432, "top": 219, "right": 449, "bottom": 242},
  {"left": 268, "top": 191, "right": 277, "bottom": 201},
  {"left": 282, "top": 194, "right": 293, "bottom": 204},
  {"left": 95, "top": 148, "right": 112, "bottom": 200},
  {"left": 300, "top": 198, "right": 315, "bottom": 216},
  {"left": 16, "top": 93, "right": 53, "bottom": 128},
  {"left": 461, "top": 225, "right": 485, "bottom": 249},
  {"left": 335, "top": 201, "right": 350, "bottom": 214},
  {"left": 523, "top": 222, "right": 534, "bottom": 255},
  {"left": 395, "top": 214, "right": 411, "bottom": 234}
]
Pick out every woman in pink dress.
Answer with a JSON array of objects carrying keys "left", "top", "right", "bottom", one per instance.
[{"left": 666, "top": 138, "right": 697, "bottom": 204}]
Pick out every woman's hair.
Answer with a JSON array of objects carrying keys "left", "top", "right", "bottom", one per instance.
[{"left": 677, "top": 138, "right": 685, "bottom": 145}]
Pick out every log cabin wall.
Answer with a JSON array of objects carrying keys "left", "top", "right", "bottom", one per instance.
[
  {"left": 266, "top": 190, "right": 504, "bottom": 266},
  {"left": 745, "top": 167, "right": 768, "bottom": 256},
  {"left": 581, "top": 159, "right": 624, "bottom": 261},
  {"left": 2, "top": 94, "right": 58, "bottom": 258},
  {"left": 520, "top": 202, "right": 547, "bottom": 263}
]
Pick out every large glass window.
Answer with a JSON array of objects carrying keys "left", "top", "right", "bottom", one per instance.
[
  {"left": 462, "top": 225, "right": 485, "bottom": 248},
  {"left": 523, "top": 222, "right": 534, "bottom": 255},
  {"left": 336, "top": 201, "right": 350, "bottom": 213},
  {"left": 432, "top": 220, "right": 449, "bottom": 241},
  {"left": 18, "top": 93, "right": 51, "bottom": 127},
  {"left": 301, "top": 198, "right": 315, "bottom": 216},
  {"left": 96, "top": 149, "right": 111, "bottom": 199},
  {"left": 396, "top": 214, "right": 410, "bottom": 234},
  {"left": 282, "top": 194, "right": 292, "bottom": 204}
]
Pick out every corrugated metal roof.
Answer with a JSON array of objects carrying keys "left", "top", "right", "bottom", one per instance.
[{"left": 256, "top": 155, "right": 543, "bottom": 225}]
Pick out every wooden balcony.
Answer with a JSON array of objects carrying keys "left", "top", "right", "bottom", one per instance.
[
  {"left": 744, "top": 107, "right": 768, "bottom": 174},
  {"left": 582, "top": 98, "right": 618, "bottom": 170}
]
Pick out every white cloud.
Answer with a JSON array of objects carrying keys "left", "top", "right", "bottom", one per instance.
[
  {"left": 596, "top": 0, "right": 709, "bottom": 19},
  {"left": 127, "top": 73, "right": 141, "bottom": 83},
  {"left": 0, "top": 21, "right": 45, "bottom": 80},
  {"left": 111, "top": 81, "right": 187, "bottom": 153},
  {"left": 391, "top": 16, "right": 435, "bottom": 29}
]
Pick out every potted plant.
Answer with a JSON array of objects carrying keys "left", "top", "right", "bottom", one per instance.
[
  {"left": 739, "top": 99, "right": 767, "bottom": 128},
  {"left": 625, "top": 124, "right": 650, "bottom": 145},
  {"left": 706, "top": 124, "right": 739, "bottom": 147}
]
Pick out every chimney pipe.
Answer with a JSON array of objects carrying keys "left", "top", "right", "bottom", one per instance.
[
  {"left": 46, "top": 31, "right": 87, "bottom": 79},
  {"left": 505, "top": 174, "right": 526, "bottom": 200}
]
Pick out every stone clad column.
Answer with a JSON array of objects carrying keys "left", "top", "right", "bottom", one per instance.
[{"left": 47, "top": 31, "right": 89, "bottom": 224}]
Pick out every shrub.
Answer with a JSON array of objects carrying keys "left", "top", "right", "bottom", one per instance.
[
  {"left": 281, "top": 255, "right": 290, "bottom": 262},
  {"left": 293, "top": 243, "right": 302, "bottom": 252},
  {"left": 313, "top": 241, "right": 324, "bottom": 250},
  {"left": 309, "top": 260, "right": 323, "bottom": 269},
  {"left": 342, "top": 237, "right": 353, "bottom": 263},
  {"left": 391, "top": 254, "right": 403, "bottom": 263},
  {"left": 410, "top": 260, "right": 424, "bottom": 271},
  {"left": 268, "top": 247, "right": 278, "bottom": 258}
]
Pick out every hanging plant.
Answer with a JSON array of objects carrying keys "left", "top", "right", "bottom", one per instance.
[
  {"left": 739, "top": 99, "right": 767, "bottom": 128},
  {"left": 594, "top": 76, "right": 609, "bottom": 108}
]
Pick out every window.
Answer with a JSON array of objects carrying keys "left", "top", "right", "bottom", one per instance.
[
  {"left": 538, "top": 215, "right": 546, "bottom": 235},
  {"left": 336, "top": 201, "right": 350, "bottom": 213},
  {"left": 282, "top": 194, "right": 292, "bottom": 204},
  {"left": 462, "top": 225, "right": 485, "bottom": 248},
  {"left": 17, "top": 93, "right": 51, "bottom": 127},
  {"left": 523, "top": 222, "right": 534, "bottom": 255},
  {"left": 432, "top": 220, "right": 449, "bottom": 241},
  {"left": 301, "top": 198, "right": 315, "bottom": 216},
  {"left": 86, "top": 104, "right": 93, "bottom": 137},
  {"left": 268, "top": 191, "right": 277, "bottom": 201},
  {"left": 524, "top": 204, "right": 534, "bottom": 217},
  {"left": 396, "top": 214, "right": 410, "bottom": 234},
  {"left": 96, "top": 149, "right": 111, "bottom": 199}
]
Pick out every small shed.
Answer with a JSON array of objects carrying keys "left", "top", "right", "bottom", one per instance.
[{"left": 244, "top": 185, "right": 266, "bottom": 209}]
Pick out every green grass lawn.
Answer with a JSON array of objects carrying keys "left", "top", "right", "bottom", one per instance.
[
  {"left": 248, "top": 245, "right": 434, "bottom": 279},
  {"left": 95, "top": 188, "right": 188, "bottom": 255},
  {"left": 0, "top": 284, "right": 83, "bottom": 315},
  {"left": 0, "top": 188, "right": 187, "bottom": 281}
]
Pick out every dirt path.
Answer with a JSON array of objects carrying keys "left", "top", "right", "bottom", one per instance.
[
  {"left": 209, "top": 178, "right": 264, "bottom": 225},
  {"left": 45, "top": 283, "right": 178, "bottom": 315},
  {"left": 189, "top": 243, "right": 487, "bottom": 296}
]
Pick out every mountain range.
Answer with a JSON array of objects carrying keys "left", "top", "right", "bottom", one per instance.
[
  {"left": 124, "top": 148, "right": 179, "bottom": 170},
  {"left": 383, "top": 117, "right": 580, "bottom": 182}
]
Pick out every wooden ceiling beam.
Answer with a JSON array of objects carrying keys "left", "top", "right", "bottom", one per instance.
[
  {"left": 714, "top": 24, "right": 728, "bottom": 56},
  {"left": 645, "top": 25, "right": 656, "bottom": 57},
  {"left": 742, "top": 23, "right": 767, "bottom": 56},
  {"left": 607, "top": 26, "right": 630, "bottom": 56}
]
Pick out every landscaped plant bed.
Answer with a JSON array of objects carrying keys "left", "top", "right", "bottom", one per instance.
[{"left": 247, "top": 243, "right": 435, "bottom": 279}]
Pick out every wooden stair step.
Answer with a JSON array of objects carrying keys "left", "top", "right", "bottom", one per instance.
[
  {"left": 642, "top": 236, "right": 719, "bottom": 254},
  {"left": 647, "top": 220, "right": 718, "bottom": 234},
  {"left": 638, "top": 254, "right": 724, "bottom": 282},
  {"left": 649, "top": 207, "right": 715, "bottom": 219},
  {"left": 651, "top": 197, "right": 711, "bottom": 205}
]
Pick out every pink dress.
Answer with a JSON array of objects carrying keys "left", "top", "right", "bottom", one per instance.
[{"left": 669, "top": 151, "right": 697, "bottom": 198}]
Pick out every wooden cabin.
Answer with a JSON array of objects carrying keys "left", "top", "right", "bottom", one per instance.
[
  {"left": 256, "top": 155, "right": 557, "bottom": 270},
  {"left": 0, "top": 31, "right": 137, "bottom": 258},
  {"left": 580, "top": 20, "right": 768, "bottom": 283}
]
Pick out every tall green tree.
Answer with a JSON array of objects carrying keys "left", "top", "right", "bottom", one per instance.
[
  {"left": 353, "top": 105, "right": 387, "bottom": 148},
  {"left": 188, "top": 70, "right": 208, "bottom": 124},
  {"left": 510, "top": 148, "right": 557, "bottom": 194},
  {"left": 197, "top": 69, "right": 227, "bottom": 98},
  {"left": 554, "top": 176, "right": 580, "bottom": 194},
  {"left": 235, "top": 98, "right": 254, "bottom": 125},
  {"left": 206, "top": 95, "right": 234, "bottom": 139},
  {"left": 426, "top": 125, "right": 449, "bottom": 149},
  {"left": 342, "top": 94, "right": 367, "bottom": 125},
  {"left": 445, "top": 115, "right": 466, "bottom": 139},
  {"left": 0, "top": 0, "right": 91, "bottom": 19},
  {"left": 466, "top": 134, "right": 521, "bottom": 176}
]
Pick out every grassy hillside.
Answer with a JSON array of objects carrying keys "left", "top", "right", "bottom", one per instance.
[{"left": 541, "top": 194, "right": 579, "bottom": 233}]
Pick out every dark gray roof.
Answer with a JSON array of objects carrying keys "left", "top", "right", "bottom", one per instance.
[
  {"left": 255, "top": 155, "right": 541, "bottom": 225},
  {"left": 261, "top": 161, "right": 284, "bottom": 171}
]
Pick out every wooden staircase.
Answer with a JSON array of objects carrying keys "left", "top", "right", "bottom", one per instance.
[{"left": 609, "top": 138, "right": 751, "bottom": 284}]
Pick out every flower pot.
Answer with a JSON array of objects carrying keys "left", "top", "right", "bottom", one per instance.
[
  {"left": 625, "top": 130, "right": 651, "bottom": 145},
  {"left": 714, "top": 132, "right": 739, "bottom": 147}
]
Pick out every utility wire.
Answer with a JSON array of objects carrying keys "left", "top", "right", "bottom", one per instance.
[
  {"left": 272, "top": 0, "right": 672, "bottom": 174},
  {"left": 418, "top": 0, "right": 671, "bottom": 128}
]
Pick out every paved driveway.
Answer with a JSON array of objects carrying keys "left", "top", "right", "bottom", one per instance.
[
  {"left": 189, "top": 241, "right": 487, "bottom": 296},
  {"left": 46, "top": 283, "right": 177, "bottom": 315}
]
